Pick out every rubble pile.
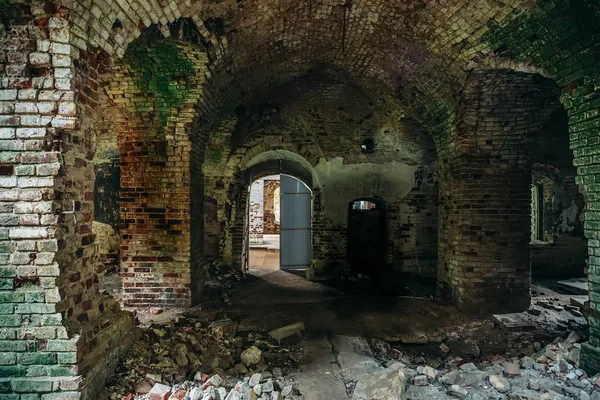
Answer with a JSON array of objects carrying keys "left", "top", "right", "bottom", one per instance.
[
  {"left": 103, "top": 315, "right": 305, "bottom": 400},
  {"left": 377, "top": 330, "right": 598, "bottom": 399},
  {"left": 126, "top": 371, "right": 300, "bottom": 400},
  {"left": 203, "top": 261, "right": 247, "bottom": 305}
]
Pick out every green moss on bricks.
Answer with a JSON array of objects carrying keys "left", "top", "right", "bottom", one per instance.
[
  {"left": 124, "top": 40, "right": 196, "bottom": 129},
  {"left": 483, "top": 1, "right": 600, "bottom": 88}
]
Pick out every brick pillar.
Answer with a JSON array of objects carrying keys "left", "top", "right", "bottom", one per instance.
[
  {"left": 438, "top": 70, "right": 559, "bottom": 312},
  {"left": 570, "top": 90, "right": 600, "bottom": 373},
  {"left": 104, "top": 42, "right": 208, "bottom": 308}
]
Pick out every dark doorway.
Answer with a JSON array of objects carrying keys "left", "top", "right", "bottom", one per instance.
[{"left": 346, "top": 198, "right": 387, "bottom": 275}]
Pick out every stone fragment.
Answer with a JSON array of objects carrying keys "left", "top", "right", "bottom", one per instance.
[
  {"left": 439, "top": 371, "right": 460, "bottom": 385},
  {"left": 448, "top": 384, "right": 468, "bottom": 398},
  {"left": 281, "top": 385, "right": 293, "bottom": 397},
  {"left": 136, "top": 381, "right": 153, "bottom": 394},
  {"left": 489, "top": 375, "right": 510, "bottom": 393},
  {"left": 249, "top": 373, "right": 261, "bottom": 387},
  {"left": 262, "top": 379, "right": 274, "bottom": 393},
  {"left": 564, "top": 331, "right": 581, "bottom": 346},
  {"left": 189, "top": 388, "right": 203, "bottom": 400},
  {"left": 241, "top": 346, "right": 262, "bottom": 367},
  {"left": 521, "top": 356, "right": 535, "bottom": 369},
  {"left": 510, "top": 389, "right": 544, "bottom": 399},
  {"left": 417, "top": 365, "right": 438, "bottom": 381},
  {"left": 459, "top": 362, "right": 477, "bottom": 372},
  {"left": 234, "top": 363, "right": 248, "bottom": 374},
  {"left": 202, "top": 374, "right": 222, "bottom": 389},
  {"left": 440, "top": 343, "right": 451, "bottom": 354},
  {"left": 502, "top": 361, "right": 521, "bottom": 376},
  {"left": 173, "top": 343, "right": 189, "bottom": 367},
  {"left": 352, "top": 364, "right": 407, "bottom": 400},
  {"left": 528, "top": 379, "right": 540, "bottom": 391},
  {"left": 413, "top": 375, "right": 428, "bottom": 386},
  {"left": 268, "top": 322, "right": 305, "bottom": 345},
  {"left": 225, "top": 389, "right": 242, "bottom": 400},
  {"left": 149, "top": 383, "right": 172, "bottom": 400}
]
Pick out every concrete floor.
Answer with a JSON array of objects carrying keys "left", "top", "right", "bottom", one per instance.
[{"left": 249, "top": 234, "right": 281, "bottom": 271}]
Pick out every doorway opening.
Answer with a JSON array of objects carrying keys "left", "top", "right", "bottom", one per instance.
[
  {"left": 247, "top": 174, "right": 312, "bottom": 274},
  {"left": 346, "top": 198, "right": 388, "bottom": 275}
]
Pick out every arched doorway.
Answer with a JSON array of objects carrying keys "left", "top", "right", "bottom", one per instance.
[
  {"left": 246, "top": 174, "right": 312, "bottom": 272},
  {"left": 346, "top": 198, "right": 388, "bottom": 275}
]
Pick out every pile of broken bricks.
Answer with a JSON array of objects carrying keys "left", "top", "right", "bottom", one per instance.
[{"left": 104, "top": 316, "right": 307, "bottom": 400}]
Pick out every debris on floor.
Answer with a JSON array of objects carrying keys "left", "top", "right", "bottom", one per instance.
[
  {"left": 203, "top": 260, "right": 247, "bottom": 305},
  {"left": 374, "top": 330, "right": 596, "bottom": 400},
  {"left": 103, "top": 312, "right": 304, "bottom": 400}
]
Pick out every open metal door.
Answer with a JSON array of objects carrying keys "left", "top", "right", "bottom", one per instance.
[{"left": 280, "top": 175, "right": 311, "bottom": 270}]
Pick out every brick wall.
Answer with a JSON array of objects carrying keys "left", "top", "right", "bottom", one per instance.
[
  {"left": 263, "top": 179, "right": 281, "bottom": 234},
  {"left": 102, "top": 39, "right": 208, "bottom": 307},
  {"left": 0, "top": 6, "right": 138, "bottom": 399}
]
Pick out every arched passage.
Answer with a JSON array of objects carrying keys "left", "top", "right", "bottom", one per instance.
[
  {"left": 236, "top": 150, "right": 320, "bottom": 275},
  {"left": 3, "top": 1, "right": 600, "bottom": 398}
]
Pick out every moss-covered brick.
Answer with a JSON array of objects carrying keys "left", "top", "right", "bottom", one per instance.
[
  {"left": 0, "top": 342, "right": 26, "bottom": 352},
  {"left": 0, "top": 305, "right": 13, "bottom": 315},
  {"left": 11, "top": 379, "right": 53, "bottom": 392},
  {"left": 0, "top": 268, "right": 15, "bottom": 278},
  {"left": 24, "top": 292, "right": 45, "bottom": 303},
  {"left": 0, "top": 316, "right": 21, "bottom": 328},
  {"left": 0, "top": 330, "right": 16, "bottom": 340},
  {"left": 0, "top": 381, "right": 10, "bottom": 392},
  {"left": 46, "top": 366, "right": 75, "bottom": 377},
  {"left": 0, "top": 353, "right": 16, "bottom": 366},
  {"left": 55, "top": 353, "right": 76, "bottom": 365},
  {"left": 0, "top": 394, "right": 19, "bottom": 400},
  {"left": 45, "top": 341, "right": 77, "bottom": 352},
  {"left": 17, "top": 353, "right": 56, "bottom": 366},
  {"left": 0, "top": 279, "right": 13, "bottom": 290},
  {"left": 14, "top": 304, "right": 56, "bottom": 314},
  {"left": 19, "top": 395, "right": 41, "bottom": 400},
  {"left": 0, "top": 366, "right": 26, "bottom": 378},
  {"left": 124, "top": 40, "right": 197, "bottom": 130},
  {"left": 26, "top": 365, "right": 48, "bottom": 377},
  {"left": 0, "top": 293, "right": 23, "bottom": 303}
]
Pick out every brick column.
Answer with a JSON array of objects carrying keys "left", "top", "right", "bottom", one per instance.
[
  {"left": 437, "top": 70, "right": 559, "bottom": 312},
  {"left": 570, "top": 91, "right": 600, "bottom": 372}
]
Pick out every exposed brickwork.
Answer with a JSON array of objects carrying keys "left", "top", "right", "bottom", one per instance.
[
  {"left": 0, "top": 5, "right": 138, "bottom": 399},
  {"left": 437, "top": 70, "right": 560, "bottom": 312},
  {"left": 1, "top": 0, "right": 600, "bottom": 395},
  {"left": 102, "top": 40, "right": 208, "bottom": 307},
  {"left": 263, "top": 179, "right": 280, "bottom": 235}
]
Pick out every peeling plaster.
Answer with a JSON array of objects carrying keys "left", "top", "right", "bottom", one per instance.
[{"left": 314, "top": 157, "right": 419, "bottom": 225}]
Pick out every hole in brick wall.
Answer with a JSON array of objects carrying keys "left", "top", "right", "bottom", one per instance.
[
  {"left": 204, "top": 18, "right": 226, "bottom": 37},
  {"left": 0, "top": 165, "right": 13, "bottom": 175},
  {"left": 15, "top": 276, "right": 40, "bottom": 289},
  {"left": 112, "top": 19, "right": 123, "bottom": 29},
  {"left": 361, "top": 138, "right": 375, "bottom": 153}
]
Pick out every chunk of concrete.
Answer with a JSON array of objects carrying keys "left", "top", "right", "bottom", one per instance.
[
  {"left": 241, "top": 346, "right": 262, "bottom": 367},
  {"left": 268, "top": 322, "right": 305, "bottom": 345},
  {"left": 352, "top": 364, "right": 407, "bottom": 400}
]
